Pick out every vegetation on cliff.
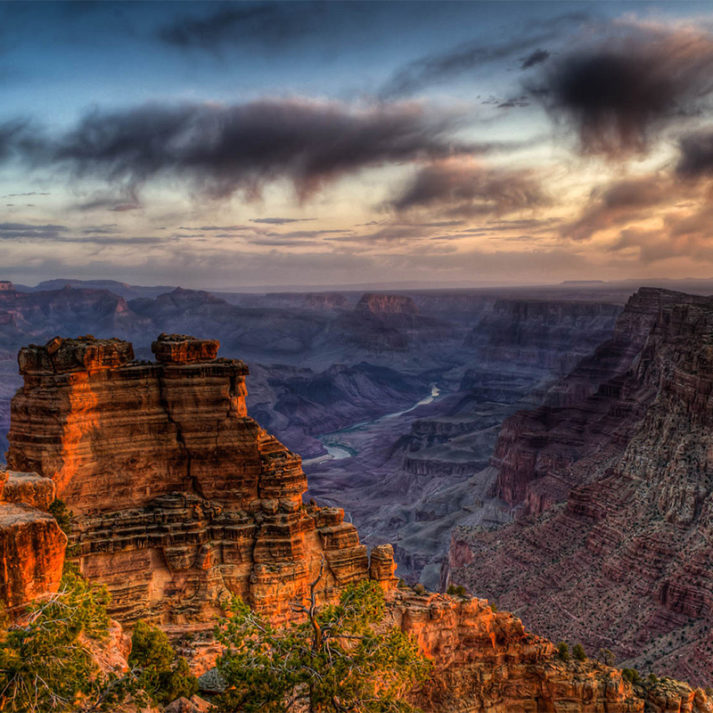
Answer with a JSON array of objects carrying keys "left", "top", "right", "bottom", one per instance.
[
  {"left": 128, "top": 620, "right": 198, "bottom": 705},
  {"left": 0, "top": 568, "right": 111, "bottom": 712},
  {"left": 215, "top": 574, "right": 430, "bottom": 713}
]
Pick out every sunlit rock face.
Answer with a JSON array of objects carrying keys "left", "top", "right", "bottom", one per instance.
[
  {"left": 447, "top": 288, "right": 713, "bottom": 685},
  {"left": 395, "top": 588, "right": 713, "bottom": 713},
  {"left": 6, "top": 334, "right": 395, "bottom": 625},
  {"left": 0, "top": 468, "right": 65, "bottom": 608}
]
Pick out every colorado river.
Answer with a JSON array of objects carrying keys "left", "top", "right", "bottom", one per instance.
[{"left": 303, "top": 384, "right": 440, "bottom": 465}]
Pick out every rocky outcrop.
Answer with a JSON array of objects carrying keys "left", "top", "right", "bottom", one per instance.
[
  {"left": 393, "top": 589, "right": 711, "bottom": 713},
  {"left": 448, "top": 288, "right": 713, "bottom": 685},
  {"left": 6, "top": 334, "right": 395, "bottom": 625},
  {"left": 0, "top": 468, "right": 66, "bottom": 608}
]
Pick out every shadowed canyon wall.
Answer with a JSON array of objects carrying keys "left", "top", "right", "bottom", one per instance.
[{"left": 447, "top": 288, "right": 713, "bottom": 685}]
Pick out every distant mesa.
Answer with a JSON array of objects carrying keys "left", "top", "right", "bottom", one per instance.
[{"left": 356, "top": 293, "right": 418, "bottom": 315}]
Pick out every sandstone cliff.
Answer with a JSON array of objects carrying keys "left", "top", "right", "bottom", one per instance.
[
  {"left": 0, "top": 468, "right": 65, "bottom": 608},
  {"left": 6, "top": 334, "right": 396, "bottom": 625},
  {"left": 448, "top": 288, "right": 713, "bottom": 685}
]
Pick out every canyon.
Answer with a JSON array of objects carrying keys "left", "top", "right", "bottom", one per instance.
[
  {"left": 0, "top": 279, "right": 625, "bottom": 585},
  {"left": 1, "top": 329, "right": 710, "bottom": 712},
  {"left": 447, "top": 287, "right": 713, "bottom": 686}
]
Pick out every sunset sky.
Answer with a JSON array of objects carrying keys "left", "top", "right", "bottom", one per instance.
[{"left": 2, "top": 1, "right": 713, "bottom": 289}]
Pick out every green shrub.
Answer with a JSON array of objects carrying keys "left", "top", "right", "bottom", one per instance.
[
  {"left": 557, "top": 641, "right": 570, "bottom": 662},
  {"left": 49, "top": 499, "right": 73, "bottom": 535},
  {"left": 0, "top": 569, "right": 111, "bottom": 712},
  {"left": 447, "top": 584, "right": 467, "bottom": 597},
  {"left": 573, "top": 643, "right": 586, "bottom": 661},
  {"left": 622, "top": 668, "right": 642, "bottom": 685},
  {"left": 128, "top": 620, "right": 197, "bottom": 705},
  {"left": 598, "top": 648, "right": 615, "bottom": 666}
]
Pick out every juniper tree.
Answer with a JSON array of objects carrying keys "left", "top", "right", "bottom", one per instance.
[{"left": 215, "top": 562, "right": 431, "bottom": 713}]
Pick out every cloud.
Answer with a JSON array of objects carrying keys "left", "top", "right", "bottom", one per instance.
[
  {"left": 389, "top": 159, "right": 547, "bottom": 217},
  {"left": 534, "top": 22, "right": 713, "bottom": 155},
  {"left": 0, "top": 120, "right": 30, "bottom": 161},
  {"left": 0, "top": 221, "right": 163, "bottom": 245},
  {"left": 250, "top": 217, "right": 314, "bottom": 225},
  {"left": 14, "top": 99, "right": 472, "bottom": 202},
  {"left": 158, "top": 2, "right": 320, "bottom": 51},
  {"left": 179, "top": 225, "right": 250, "bottom": 232},
  {"left": 520, "top": 49, "right": 550, "bottom": 69},
  {"left": 380, "top": 12, "right": 587, "bottom": 97},
  {"left": 563, "top": 175, "right": 673, "bottom": 241},
  {"left": 75, "top": 188, "right": 142, "bottom": 212},
  {"left": 676, "top": 128, "right": 713, "bottom": 177}
]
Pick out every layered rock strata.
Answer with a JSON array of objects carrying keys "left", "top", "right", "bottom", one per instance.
[
  {"left": 7, "top": 334, "right": 395, "bottom": 624},
  {"left": 448, "top": 288, "right": 713, "bottom": 685},
  {"left": 0, "top": 467, "right": 66, "bottom": 608}
]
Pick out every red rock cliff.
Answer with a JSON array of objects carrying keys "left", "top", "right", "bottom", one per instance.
[
  {"left": 7, "top": 334, "right": 396, "bottom": 624},
  {"left": 0, "top": 468, "right": 66, "bottom": 608}
]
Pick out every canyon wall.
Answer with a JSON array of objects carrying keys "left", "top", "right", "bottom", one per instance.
[
  {"left": 447, "top": 288, "right": 713, "bottom": 685},
  {"left": 6, "top": 334, "right": 397, "bottom": 625}
]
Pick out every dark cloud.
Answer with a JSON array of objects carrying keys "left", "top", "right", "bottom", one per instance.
[
  {"left": 250, "top": 217, "right": 314, "bottom": 225},
  {"left": 0, "top": 222, "right": 68, "bottom": 240},
  {"left": 390, "top": 160, "right": 547, "bottom": 217},
  {"left": 0, "top": 120, "right": 30, "bottom": 161},
  {"left": 677, "top": 128, "right": 713, "bottom": 177},
  {"left": 179, "top": 225, "right": 250, "bottom": 232},
  {"left": 520, "top": 49, "right": 550, "bottom": 69},
  {"left": 564, "top": 175, "right": 673, "bottom": 241},
  {"left": 496, "top": 96, "right": 530, "bottom": 109},
  {"left": 158, "top": 2, "right": 322, "bottom": 51},
  {"left": 273, "top": 229, "right": 349, "bottom": 239},
  {"left": 380, "top": 12, "right": 587, "bottom": 97},
  {"left": 245, "top": 237, "right": 324, "bottom": 248},
  {"left": 0, "top": 221, "right": 163, "bottom": 245},
  {"left": 75, "top": 189, "right": 142, "bottom": 212},
  {"left": 17, "top": 99, "right": 471, "bottom": 201},
  {"left": 2, "top": 191, "right": 50, "bottom": 198},
  {"left": 535, "top": 24, "right": 713, "bottom": 155}
]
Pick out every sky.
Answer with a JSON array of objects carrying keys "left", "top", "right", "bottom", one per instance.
[{"left": 2, "top": 1, "right": 713, "bottom": 290}]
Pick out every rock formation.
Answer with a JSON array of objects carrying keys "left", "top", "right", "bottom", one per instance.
[
  {"left": 395, "top": 590, "right": 648, "bottom": 713},
  {"left": 447, "top": 288, "right": 713, "bottom": 685},
  {"left": 6, "top": 334, "right": 396, "bottom": 625},
  {"left": 0, "top": 467, "right": 65, "bottom": 608}
]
